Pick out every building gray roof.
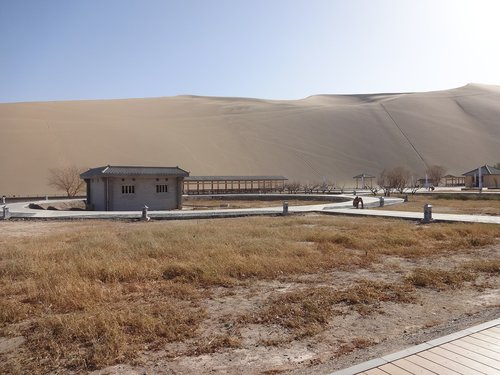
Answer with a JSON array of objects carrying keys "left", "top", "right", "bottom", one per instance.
[
  {"left": 185, "top": 176, "right": 288, "bottom": 181},
  {"left": 462, "top": 165, "right": 500, "bottom": 176},
  {"left": 81, "top": 165, "right": 189, "bottom": 178},
  {"left": 352, "top": 173, "right": 376, "bottom": 179}
]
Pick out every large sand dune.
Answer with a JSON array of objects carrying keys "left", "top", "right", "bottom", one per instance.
[{"left": 1, "top": 83, "right": 499, "bottom": 196}]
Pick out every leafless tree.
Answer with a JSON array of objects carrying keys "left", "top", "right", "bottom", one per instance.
[
  {"left": 319, "top": 181, "right": 330, "bottom": 193},
  {"left": 426, "top": 165, "right": 446, "bottom": 186},
  {"left": 378, "top": 166, "right": 411, "bottom": 196},
  {"left": 368, "top": 185, "right": 380, "bottom": 196},
  {"left": 378, "top": 169, "right": 392, "bottom": 197},
  {"left": 390, "top": 166, "right": 411, "bottom": 194},
  {"left": 302, "top": 183, "right": 313, "bottom": 194},
  {"left": 284, "top": 181, "right": 301, "bottom": 194},
  {"left": 407, "top": 176, "right": 422, "bottom": 195},
  {"left": 303, "top": 182, "right": 322, "bottom": 194},
  {"left": 48, "top": 166, "right": 86, "bottom": 197}
]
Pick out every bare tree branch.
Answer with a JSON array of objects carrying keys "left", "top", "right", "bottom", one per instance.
[
  {"left": 426, "top": 165, "right": 447, "bottom": 186},
  {"left": 48, "top": 166, "right": 86, "bottom": 197}
]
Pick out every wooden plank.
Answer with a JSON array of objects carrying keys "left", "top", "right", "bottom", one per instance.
[
  {"left": 405, "top": 354, "right": 461, "bottom": 374},
  {"left": 451, "top": 338, "right": 500, "bottom": 359},
  {"left": 488, "top": 326, "right": 500, "bottom": 335},
  {"left": 391, "top": 358, "right": 436, "bottom": 374},
  {"left": 441, "top": 342, "right": 500, "bottom": 371},
  {"left": 363, "top": 368, "right": 390, "bottom": 375},
  {"left": 462, "top": 335, "right": 500, "bottom": 353},
  {"left": 478, "top": 329, "right": 500, "bottom": 341},
  {"left": 418, "top": 350, "right": 484, "bottom": 375},
  {"left": 377, "top": 362, "right": 413, "bottom": 375},
  {"left": 431, "top": 346, "right": 500, "bottom": 375},
  {"left": 470, "top": 332, "right": 500, "bottom": 346}
]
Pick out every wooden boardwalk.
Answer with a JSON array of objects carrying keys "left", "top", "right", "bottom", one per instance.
[{"left": 332, "top": 319, "right": 500, "bottom": 375}]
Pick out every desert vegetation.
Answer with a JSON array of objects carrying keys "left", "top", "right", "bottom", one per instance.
[
  {"left": 0, "top": 216, "right": 499, "bottom": 374},
  {"left": 378, "top": 193, "right": 500, "bottom": 215},
  {"left": 183, "top": 198, "right": 334, "bottom": 210}
]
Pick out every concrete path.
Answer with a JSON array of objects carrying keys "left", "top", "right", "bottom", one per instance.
[
  {"left": 330, "top": 318, "right": 500, "bottom": 375},
  {"left": 322, "top": 208, "right": 500, "bottom": 224},
  {"left": 2, "top": 194, "right": 500, "bottom": 224},
  {"left": 1, "top": 194, "right": 401, "bottom": 220}
]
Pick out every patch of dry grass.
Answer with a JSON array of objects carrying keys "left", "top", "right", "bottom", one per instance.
[
  {"left": 406, "top": 268, "right": 476, "bottom": 290},
  {"left": 465, "top": 259, "right": 500, "bottom": 274},
  {"left": 183, "top": 198, "right": 329, "bottom": 210},
  {"left": 249, "top": 281, "right": 415, "bottom": 339},
  {"left": 378, "top": 194, "right": 500, "bottom": 215},
  {"left": 335, "top": 337, "right": 376, "bottom": 357},
  {"left": 0, "top": 216, "right": 499, "bottom": 373},
  {"left": 192, "top": 334, "right": 242, "bottom": 355}
]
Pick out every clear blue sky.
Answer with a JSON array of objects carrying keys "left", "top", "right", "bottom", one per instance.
[{"left": 1, "top": 0, "right": 500, "bottom": 102}]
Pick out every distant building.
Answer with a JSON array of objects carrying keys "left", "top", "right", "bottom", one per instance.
[
  {"left": 352, "top": 173, "right": 375, "bottom": 189},
  {"left": 462, "top": 165, "right": 500, "bottom": 189},
  {"left": 443, "top": 174, "right": 465, "bottom": 187},
  {"left": 184, "top": 176, "right": 288, "bottom": 194},
  {"left": 80, "top": 165, "right": 189, "bottom": 211}
]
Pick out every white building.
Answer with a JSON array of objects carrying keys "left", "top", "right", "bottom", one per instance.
[{"left": 80, "top": 165, "right": 189, "bottom": 211}]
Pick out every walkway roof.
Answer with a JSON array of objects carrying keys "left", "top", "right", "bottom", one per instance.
[{"left": 185, "top": 176, "right": 287, "bottom": 181}]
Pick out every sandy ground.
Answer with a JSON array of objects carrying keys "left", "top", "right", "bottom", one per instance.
[
  {"left": 0, "top": 219, "right": 499, "bottom": 375},
  {"left": 1, "top": 84, "right": 500, "bottom": 196}
]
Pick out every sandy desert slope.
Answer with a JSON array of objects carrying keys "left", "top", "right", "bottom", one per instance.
[{"left": 0, "top": 83, "right": 499, "bottom": 196}]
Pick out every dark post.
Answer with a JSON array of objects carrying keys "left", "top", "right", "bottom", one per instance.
[
  {"left": 423, "top": 204, "right": 433, "bottom": 223},
  {"left": 283, "top": 201, "right": 288, "bottom": 215}
]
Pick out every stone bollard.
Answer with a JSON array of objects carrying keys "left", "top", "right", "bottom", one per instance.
[
  {"left": 379, "top": 196, "right": 384, "bottom": 207},
  {"left": 141, "top": 205, "right": 150, "bottom": 221},
  {"left": 404, "top": 194, "right": 408, "bottom": 202},
  {"left": 423, "top": 204, "right": 433, "bottom": 223},
  {"left": 283, "top": 201, "right": 288, "bottom": 215},
  {"left": 353, "top": 190, "right": 356, "bottom": 195},
  {"left": 3, "top": 206, "right": 11, "bottom": 220}
]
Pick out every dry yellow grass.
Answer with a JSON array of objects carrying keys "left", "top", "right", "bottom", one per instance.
[
  {"left": 378, "top": 193, "right": 500, "bottom": 215},
  {"left": 247, "top": 281, "right": 415, "bottom": 338},
  {"left": 0, "top": 215, "right": 499, "bottom": 373},
  {"left": 183, "top": 198, "right": 330, "bottom": 210}
]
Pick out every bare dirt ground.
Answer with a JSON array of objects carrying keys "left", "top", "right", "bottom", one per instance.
[
  {"left": 90, "top": 258, "right": 500, "bottom": 375},
  {"left": 0, "top": 216, "right": 499, "bottom": 375}
]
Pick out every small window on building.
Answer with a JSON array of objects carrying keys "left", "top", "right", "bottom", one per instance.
[
  {"left": 156, "top": 184, "right": 168, "bottom": 193},
  {"left": 122, "top": 185, "right": 135, "bottom": 194}
]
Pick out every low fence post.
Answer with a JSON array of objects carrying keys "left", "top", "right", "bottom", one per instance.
[
  {"left": 423, "top": 204, "right": 433, "bottom": 223},
  {"left": 141, "top": 205, "right": 150, "bottom": 221},
  {"left": 3, "top": 206, "right": 11, "bottom": 220}
]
